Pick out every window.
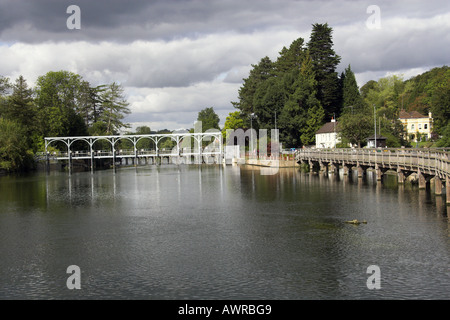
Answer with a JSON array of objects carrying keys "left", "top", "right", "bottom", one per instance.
[
  {"left": 411, "top": 124, "right": 415, "bottom": 130},
  {"left": 424, "top": 124, "right": 428, "bottom": 130},
  {"left": 418, "top": 124, "right": 422, "bottom": 130}
]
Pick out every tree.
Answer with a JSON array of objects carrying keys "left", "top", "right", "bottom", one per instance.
[
  {"left": 222, "top": 111, "right": 244, "bottom": 139},
  {"left": 0, "top": 117, "right": 34, "bottom": 171},
  {"left": 252, "top": 77, "right": 285, "bottom": 130},
  {"left": 232, "top": 56, "right": 275, "bottom": 124},
  {"left": 278, "top": 51, "right": 323, "bottom": 147},
  {"left": 338, "top": 109, "right": 373, "bottom": 148},
  {"left": 197, "top": 107, "right": 220, "bottom": 132},
  {"left": 430, "top": 79, "right": 450, "bottom": 135},
  {"left": 342, "top": 65, "right": 362, "bottom": 108},
  {"left": 0, "top": 76, "right": 11, "bottom": 118},
  {"left": 436, "top": 123, "right": 450, "bottom": 147},
  {"left": 274, "top": 37, "right": 306, "bottom": 76},
  {"left": 34, "top": 70, "right": 88, "bottom": 138},
  {"left": 99, "top": 82, "right": 131, "bottom": 135},
  {"left": 308, "top": 23, "right": 342, "bottom": 119}
]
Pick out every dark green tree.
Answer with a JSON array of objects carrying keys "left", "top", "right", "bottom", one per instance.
[
  {"left": 279, "top": 51, "right": 323, "bottom": 147},
  {"left": 274, "top": 37, "right": 306, "bottom": 76},
  {"left": 35, "top": 70, "right": 88, "bottom": 138},
  {"left": 232, "top": 56, "right": 275, "bottom": 124},
  {"left": 308, "top": 23, "right": 342, "bottom": 119},
  {"left": 342, "top": 65, "right": 362, "bottom": 108},
  {"left": 338, "top": 107, "right": 373, "bottom": 148},
  {"left": 197, "top": 107, "right": 220, "bottom": 132},
  {"left": 252, "top": 77, "right": 285, "bottom": 130},
  {"left": 0, "top": 117, "right": 34, "bottom": 171}
]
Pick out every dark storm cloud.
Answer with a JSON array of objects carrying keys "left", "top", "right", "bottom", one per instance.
[
  {"left": 0, "top": 0, "right": 372, "bottom": 43},
  {"left": 1, "top": 0, "right": 449, "bottom": 128}
]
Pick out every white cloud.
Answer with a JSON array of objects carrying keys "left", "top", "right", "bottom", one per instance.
[{"left": 1, "top": 0, "right": 449, "bottom": 130}]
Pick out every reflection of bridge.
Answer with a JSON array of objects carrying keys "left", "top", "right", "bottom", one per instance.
[
  {"left": 41, "top": 132, "right": 223, "bottom": 171},
  {"left": 296, "top": 148, "right": 450, "bottom": 204}
]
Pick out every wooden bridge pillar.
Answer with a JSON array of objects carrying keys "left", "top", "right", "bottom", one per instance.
[
  {"left": 447, "top": 176, "right": 450, "bottom": 205},
  {"left": 417, "top": 169, "right": 432, "bottom": 189},
  {"left": 342, "top": 163, "right": 352, "bottom": 176},
  {"left": 320, "top": 161, "right": 328, "bottom": 174},
  {"left": 330, "top": 162, "right": 339, "bottom": 174},
  {"left": 435, "top": 176, "right": 443, "bottom": 195},
  {"left": 357, "top": 164, "right": 366, "bottom": 178}
]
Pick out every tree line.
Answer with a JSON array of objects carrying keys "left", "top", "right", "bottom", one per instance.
[
  {"left": 0, "top": 71, "right": 130, "bottom": 172},
  {"left": 225, "top": 23, "right": 450, "bottom": 149}
]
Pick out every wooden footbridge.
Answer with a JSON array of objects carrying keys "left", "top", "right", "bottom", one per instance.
[{"left": 296, "top": 148, "right": 450, "bottom": 204}]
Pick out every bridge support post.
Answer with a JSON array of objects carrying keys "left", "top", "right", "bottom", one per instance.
[
  {"left": 417, "top": 170, "right": 427, "bottom": 189},
  {"left": 343, "top": 163, "right": 350, "bottom": 176},
  {"left": 447, "top": 176, "right": 450, "bottom": 205},
  {"left": 331, "top": 162, "right": 339, "bottom": 174},
  {"left": 375, "top": 165, "right": 384, "bottom": 181},
  {"left": 46, "top": 152, "right": 50, "bottom": 173},
  {"left": 320, "top": 162, "right": 328, "bottom": 175},
  {"left": 357, "top": 164, "right": 365, "bottom": 178},
  {"left": 435, "top": 176, "right": 443, "bottom": 195},
  {"left": 397, "top": 169, "right": 405, "bottom": 184}
]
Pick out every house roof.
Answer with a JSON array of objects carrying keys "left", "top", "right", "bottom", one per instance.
[
  {"left": 316, "top": 121, "right": 339, "bottom": 134},
  {"left": 399, "top": 110, "right": 428, "bottom": 119}
]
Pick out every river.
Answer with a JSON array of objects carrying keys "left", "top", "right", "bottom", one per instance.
[{"left": 0, "top": 165, "right": 448, "bottom": 299}]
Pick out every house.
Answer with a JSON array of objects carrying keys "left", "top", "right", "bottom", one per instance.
[
  {"left": 315, "top": 119, "right": 340, "bottom": 148},
  {"left": 399, "top": 110, "right": 433, "bottom": 142},
  {"left": 366, "top": 135, "right": 387, "bottom": 148}
]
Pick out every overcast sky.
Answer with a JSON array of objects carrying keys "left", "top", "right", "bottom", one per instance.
[{"left": 1, "top": 0, "right": 449, "bottom": 131}]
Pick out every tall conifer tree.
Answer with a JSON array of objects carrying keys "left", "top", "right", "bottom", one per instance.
[{"left": 308, "top": 23, "right": 342, "bottom": 119}]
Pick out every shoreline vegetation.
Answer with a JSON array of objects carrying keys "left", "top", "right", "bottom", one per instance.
[{"left": 1, "top": 24, "right": 449, "bottom": 175}]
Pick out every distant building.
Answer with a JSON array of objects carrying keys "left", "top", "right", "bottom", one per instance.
[
  {"left": 315, "top": 119, "right": 340, "bottom": 148},
  {"left": 366, "top": 135, "right": 387, "bottom": 148},
  {"left": 399, "top": 110, "right": 433, "bottom": 142}
]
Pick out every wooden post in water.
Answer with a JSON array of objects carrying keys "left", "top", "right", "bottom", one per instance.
[
  {"left": 447, "top": 176, "right": 450, "bottom": 205},
  {"left": 417, "top": 169, "right": 427, "bottom": 189},
  {"left": 435, "top": 176, "right": 443, "bottom": 195}
]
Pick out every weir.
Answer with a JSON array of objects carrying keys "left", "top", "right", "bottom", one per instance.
[{"left": 296, "top": 148, "right": 450, "bottom": 204}]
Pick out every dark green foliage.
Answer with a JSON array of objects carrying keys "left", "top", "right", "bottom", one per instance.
[
  {"left": 232, "top": 24, "right": 344, "bottom": 148},
  {"left": 308, "top": 23, "right": 342, "bottom": 119},
  {"left": 197, "top": 107, "right": 220, "bottom": 132}
]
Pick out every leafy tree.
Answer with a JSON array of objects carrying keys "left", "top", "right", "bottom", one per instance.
[
  {"left": 222, "top": 111, "right": 244, "bottom": 139},
  {"left": 99, "top": 82, "right": 131, "bottom": 135},
  {"left": 0, "top": 117, "right": 34, "bottom": 171},
  {"left": 436, "top": 124, "right": 450, "bottom": 147},
  {"left": 34, "top": 70, "right": 88, "bottom": 138},
  {"left": 197, "top": 107, "right": 220, "bottom": 132},
  {"left": 430, "top": 78, "right": 450, "bottom": 135},
  {"left": 308, "top": 23, "right": 342, "bottom": 119},
  {"left": 338, "top": 108, "right": 373, "bottom": 148}
]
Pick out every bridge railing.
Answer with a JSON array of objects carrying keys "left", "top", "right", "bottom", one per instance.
[{"left": 296, "top": 148, "right": 450, "bottom": 177}]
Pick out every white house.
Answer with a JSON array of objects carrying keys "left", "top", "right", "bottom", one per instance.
[{"left": 315, "top": 119, "right": 340, "bottom": 148}]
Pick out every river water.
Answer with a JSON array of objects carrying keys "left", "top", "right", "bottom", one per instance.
[{"left": 0, "top": 165, "right": 448, "bottom": 300}]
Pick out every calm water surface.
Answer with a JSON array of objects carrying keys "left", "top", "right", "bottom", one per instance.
[{"left": 0, "top": 165, "right": 448, "bottom": 299}]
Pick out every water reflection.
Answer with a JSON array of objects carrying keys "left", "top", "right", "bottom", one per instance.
[{"left": 0, "top": 165, "right": 449, "bottom": 299}]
